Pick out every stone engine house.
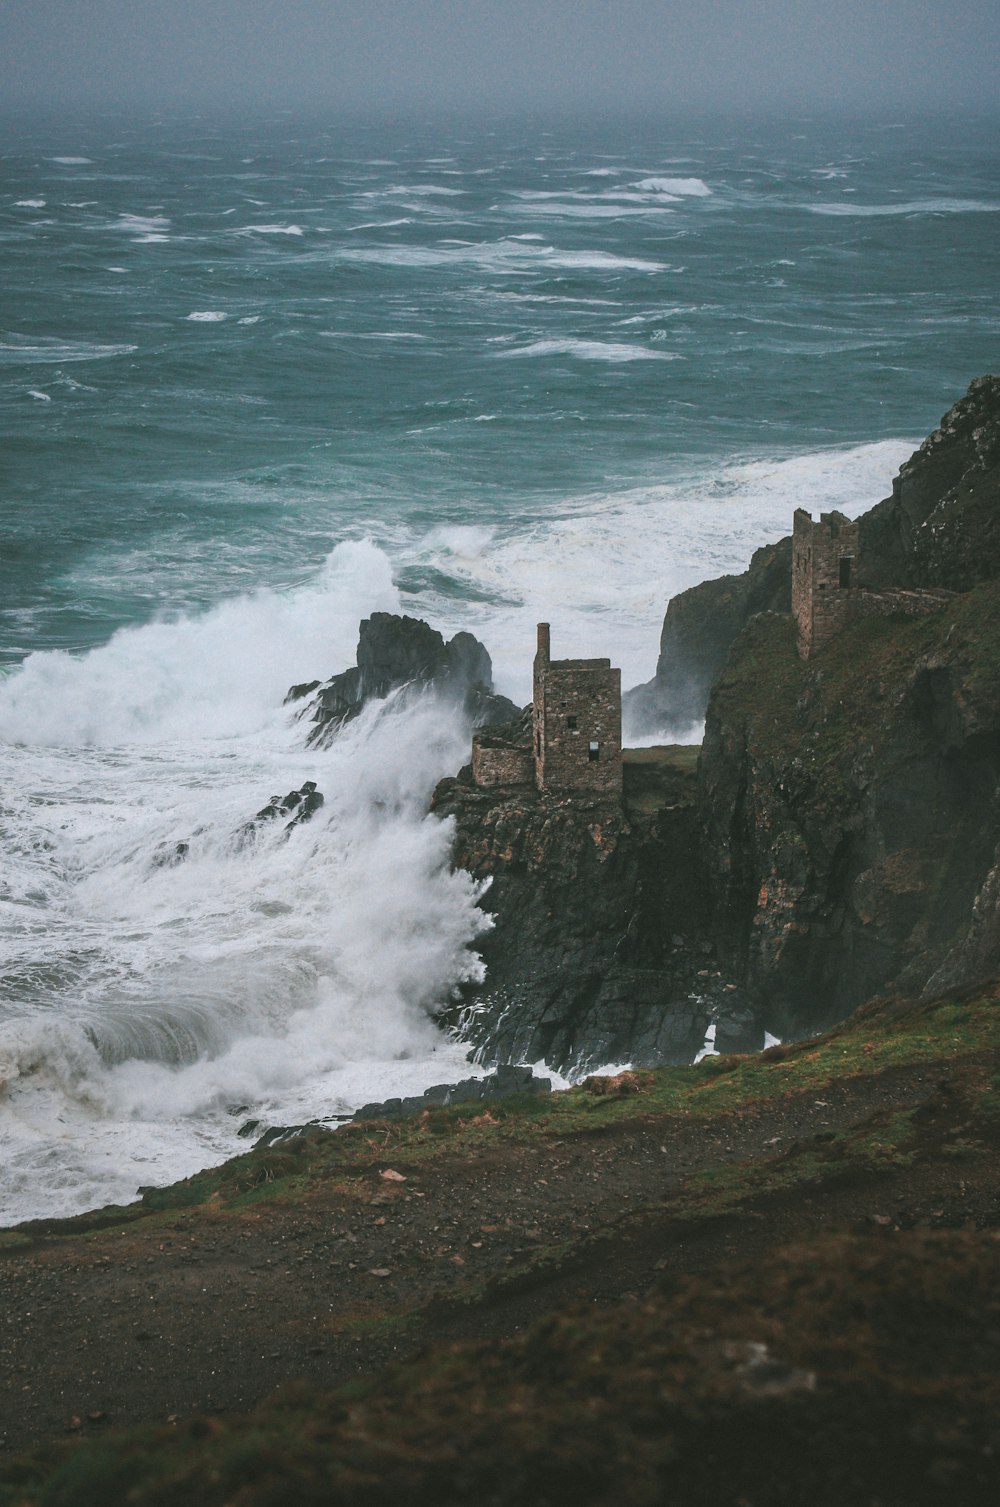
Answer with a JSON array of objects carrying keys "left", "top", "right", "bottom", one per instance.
[
  {"left": 792, "top": 507, "right": 954, "bottom": 660},
  {"left": 471, "top": 624, "right": 623, "bottom": 795},
  {"left": 792, "top": 508, "right": 860, "bottom": 659},
  {"left": 532, "top": 624, "right": 622, "bottom": 794}
]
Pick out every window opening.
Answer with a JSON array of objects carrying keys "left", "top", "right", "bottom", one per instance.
[
  {"left": 839, "top": 556, "right": 853, "bottom": 589},
  {"left": 588, "top": 741, "right": 600, "bottom": 763},
  {"left": 567, "top": 716, "right": 578, "bottom": 730}
]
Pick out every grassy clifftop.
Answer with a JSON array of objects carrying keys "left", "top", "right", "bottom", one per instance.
[{"left": 2, "top": 982, "right": 998, "bottom": 1503}]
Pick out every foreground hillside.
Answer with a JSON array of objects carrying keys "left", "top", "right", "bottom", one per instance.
[{"left": 2, "top": 983, "right": 998, "bottom": 1503}]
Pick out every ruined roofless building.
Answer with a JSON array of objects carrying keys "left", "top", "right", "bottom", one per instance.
[
  {"left": 532, "top": 624, "right": 622, "bottom": 794},
  {"left": 470, "top": 624, "right": 623, "bottom": 794},
  {"left": 792, "top": 508, "right": 859, "bottom": 659}
]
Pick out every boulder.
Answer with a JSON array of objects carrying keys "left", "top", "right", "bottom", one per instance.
[{"left": 288, "top": 613, "right": 519, "bottom": 747}]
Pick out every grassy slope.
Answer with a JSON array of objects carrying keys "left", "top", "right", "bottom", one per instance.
[{"left": 2, "top": 983, "right": 999, "bottom": 1505}]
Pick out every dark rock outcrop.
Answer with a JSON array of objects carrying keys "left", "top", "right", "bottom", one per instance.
[
  {"left": 440, "top": 378, "right": 1000, "bottom": 1065},
  {"left": 698, "top": 584, "right": 1000, "bottom": 1035},
  {"left": 241, "top": 781, "right": 325, "bottom": 838},
  {"left": 433, "top": 749, "right": 762, "bottom": 1073},
  {"left": 626, "top": 375, "right": 1000, "bottom": 730},
  {"left": 624, "top": 538, "right": 791, "bottom": 733},
  {"left": 288, "top": 613, "right": 519, "bottom": 747}
]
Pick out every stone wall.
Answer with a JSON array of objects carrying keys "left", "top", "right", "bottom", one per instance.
[
  {"left": 792, "top": 509, "right": 860, "bottom": 659},
  {"left": 856, "top": 587, "right": 954, "bottom": 623},
  {"left": 471, "top": 739, "right": 534, "bottom": 788},
  {"left": 532, "top": 625, "right": 623, "bottom": 795}
]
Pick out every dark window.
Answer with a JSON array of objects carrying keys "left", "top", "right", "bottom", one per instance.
[
  {"left": 839, "top": 556, "right": 853, "bottom": 589},
  {"left": 567, "top": 715, "right": 578, "bottom": 730},
  {"left": 588, "top": 741, "right": 599, "bottom": 762},
  {"left": 536, "top": 733, "right": 541, "bottom": 757}
]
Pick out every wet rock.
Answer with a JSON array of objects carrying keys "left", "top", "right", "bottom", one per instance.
[
  {"left": 431, "top": 751, "right": 738, "bottom": 1073},
  {"left": 287, "top": 612, "right": 519, "bottom": 747},
  {"left": 351, "top": 1064, "right": 551, "bottom": 1123},
  {"left": 236, "top": 781, "right": 325, "bottom": 845}
]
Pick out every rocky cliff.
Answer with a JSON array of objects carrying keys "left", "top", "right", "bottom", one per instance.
[
  {"left": 626, "top": 375, "right": 1000, "bottom": 733},
  {"left": 439, "top": 377, "right": 1000, "bottom": 1070},
  {"left": 700, "top": 581, "right": 1000, "bottom": 1036},
  {"left": 432, "top": 750, "right": 760, "bottom": 1072}
]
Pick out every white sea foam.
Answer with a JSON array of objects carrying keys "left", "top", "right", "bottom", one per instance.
[
  {"left": 186, "top": 311, "right": 228, "bottom": 322},
  {"left": 49, "top": 156, "right": 92, "bottom": 165},
  {"left": 112, "top": 213, "right": 170, "bottom": 234},
  {"left": 246, "top": 223, "right": 305, "bottom": 235},
  {"left": 496, "top": 338, "right": 678, "bottom": 363},
  {"left": 632, "top": 176, "right": 711, "bottom": 196},
  {"left": 0, "top": 540, "right": 396, "bottom": 748},
  {"left": 14, "top": 198, "right": 46, "bottom": 208},
  {"left": 808, "top": 198, "right": 999, "bottom": 217},
  {"left": 505, "top": 201, "right": 673, "bottom": 219},
  {"left": 338, "top": 239, "right": 665, "bottom": 273},
  {"left": 27, "top": 390, "right": 51, "bottom": 402},
  {"left": 0, "top": 541, "right": 490, "bottom": 1222},
  {"left": 373, "top": 184, "right": 466, "bottom": 197},
  {"left": 0, "top": 336, "right": 137, "bottom": 365}
]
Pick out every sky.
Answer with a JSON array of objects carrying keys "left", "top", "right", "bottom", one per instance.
[{"left": 2, "top": 0, "right": 998, "bottom": 117}]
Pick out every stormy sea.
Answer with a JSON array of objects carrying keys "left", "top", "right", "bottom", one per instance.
[{"left": 1, "top": 108, "right": 997, "bottom": 1222}]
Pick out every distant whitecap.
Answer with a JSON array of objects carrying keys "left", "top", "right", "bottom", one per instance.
[
  {"left": 632, "top": 176, "right": 711, "bottom": 196},
  {"left": 497, "top": 339, "right": 678, "bottom": 363}
]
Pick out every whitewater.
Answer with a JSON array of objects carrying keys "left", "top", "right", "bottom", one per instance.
[{"left": 1, "top": 108, "right": 997, "bottom": 1222}]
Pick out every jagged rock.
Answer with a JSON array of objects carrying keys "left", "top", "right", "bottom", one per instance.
[
  {"left": 626, "top": 375, "right": 1000, "bottom": 729},
  {"left": 236, "top": 781, "right": 325, "bottom": 845},
  {"left": 288, "top": 613, "right": 519, "bottom": 747},
  {"left": 351, "top": 1064, "right": 551, "bottom": 1122},
  {"left": 241, "top": 1066, "right": 552, "bottom": 1144},
  {"left": 625, "top": 537, "right": 791, "bottom": 735},
  {"left": 433, "top": 749, "right": 760, "bottom": 1073}
]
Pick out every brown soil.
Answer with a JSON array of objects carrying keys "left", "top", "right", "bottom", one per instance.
[{"left": 2, "top": 1053, "right": 998, "bottom": 1458}]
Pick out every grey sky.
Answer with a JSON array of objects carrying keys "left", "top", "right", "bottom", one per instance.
[{"left": 2, "top": 1, "right": 998, "bottom": 115}]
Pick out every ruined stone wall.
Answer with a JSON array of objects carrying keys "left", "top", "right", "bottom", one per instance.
[
  {"left": 471, "top": 740, "right": 534, "bottom": 788},
  {"left": 535, "top": 659, "right": 623, "bottom": 794},
  {"left": 793, "top": 508, "right": 860, "bottom": 659},
  {"left": 856, "top": 588, "right": 954, "bottom": 623}
]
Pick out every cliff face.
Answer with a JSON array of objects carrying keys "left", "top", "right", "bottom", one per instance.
[
  {"left": 432, "top": 752, "right": 760, "bottom": 1073},
  {"left": 431, "top": 379, "right": 1000, "bottom": 1069},
  {"left": 627, "top": 375, "right": 1000, "bottom": 732},
  {"left": 700, "top": 582, "right": 1000, "bottom": 1034}
]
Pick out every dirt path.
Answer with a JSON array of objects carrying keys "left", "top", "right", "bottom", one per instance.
[{"left": 1, "top": 1057, "right": 995, "bottom": 1453}]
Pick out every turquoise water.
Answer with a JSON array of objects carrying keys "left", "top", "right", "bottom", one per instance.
[{"left": 1, "top": 109, "right": 997, "bottom": 1221}]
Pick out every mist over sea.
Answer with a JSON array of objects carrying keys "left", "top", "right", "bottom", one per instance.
[{"left": 1, "top": 109, "right": 997, "bottom": 1222}]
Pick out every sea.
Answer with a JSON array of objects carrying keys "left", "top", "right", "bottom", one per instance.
[{"left": 1, "top": 107, "right": 997, "bottom": 1223}]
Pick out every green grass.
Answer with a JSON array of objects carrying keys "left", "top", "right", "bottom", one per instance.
[{"left": 4, "top": 988, "right": 996, "bottom": 1246}]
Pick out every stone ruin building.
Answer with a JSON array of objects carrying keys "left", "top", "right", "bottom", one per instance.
[
  {"left": 793, "top": 508, "right": 953, "bottom": 660},
  {"left": 792, "top": 508, "right": 859, "bottom": 659},
  {"left": 472, "top": 623, "right": 623, "bottom": 795}
]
